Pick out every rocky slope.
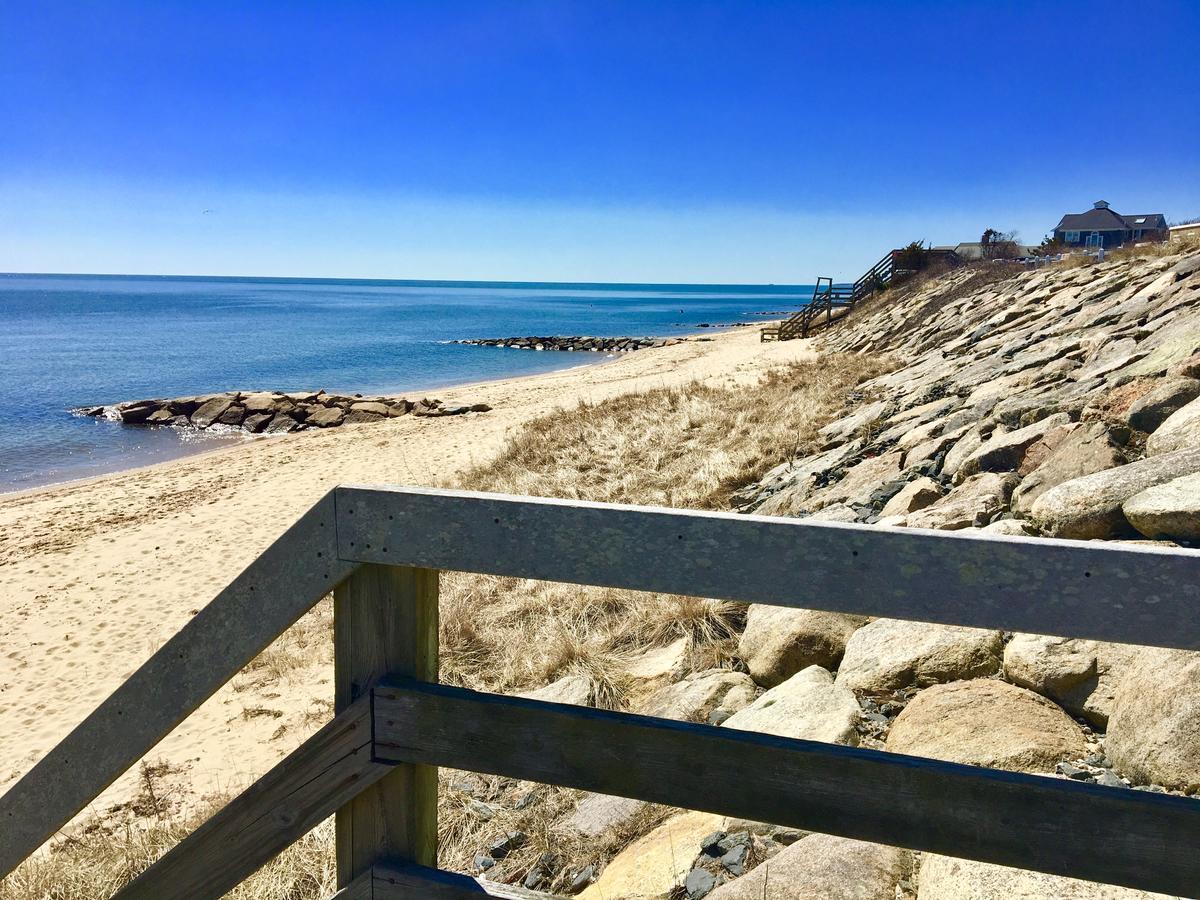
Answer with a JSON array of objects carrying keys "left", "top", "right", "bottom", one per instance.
[{"left": 490, "top": 248, "right": 1200, "bottom": 900}]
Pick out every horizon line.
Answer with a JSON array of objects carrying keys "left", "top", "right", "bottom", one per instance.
[{"left": 0, "top": 270, "right": 824, "bottom": 289}]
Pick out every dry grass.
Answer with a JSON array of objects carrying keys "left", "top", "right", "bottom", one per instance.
[{"left": 2, "top": 352, "right": 893, "bottom": 898}]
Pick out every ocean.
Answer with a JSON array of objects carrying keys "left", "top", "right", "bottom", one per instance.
[{"left": 0, "top": 274, "right": 812, "bottom": 492}]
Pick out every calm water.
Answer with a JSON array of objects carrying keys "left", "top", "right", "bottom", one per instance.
[{"left": 0, "top": 274, "right": 813, "bottom": 492}]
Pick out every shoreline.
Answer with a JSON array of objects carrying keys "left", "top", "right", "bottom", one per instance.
[
  {"left": 0, "top": 347, "right": 628, "bottom": 500},
  {"left": 0, "top": 324, "right": 809, "bottom": 828}
]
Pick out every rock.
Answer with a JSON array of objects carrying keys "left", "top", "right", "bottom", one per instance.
[
  {"left": 344, "top": 409, "right": 386, "bottom": 424},
  {"left": 1127, "top": 376, "right": 1200, "bottom": 433},
  {"left": 1107, "top": 648, "right": 1200, "bottom": 793},
  {"left": 803, "top": 452, "right": 905, "bottom": 512},
  {"left": 837, "top": 620, "right": 1003, "bottom": 692},
  {"left": 1122, "top": 472, "right": 1200, "bottom": 540},
  {"left": 264, "top": 413, "right": 301, "bottom": 434},
  {"left": 190, "top": 396, "right": 234, "bottom": 427},
  {"left": 887, "top": 680, "right": 1088, "bottom": 773},
  {"left": 1011, "top": 422, "right": 1125, "bottom": 514},
  {"left": 1146, "top": 395, "right": 1200, "bottom": 455},
  {"left": 637, "top": 669, "right": 757, "bottom": 723},
  {"left": 941, "top": 423, "right": 988, "bottom": 479},
  {"left": 625, "top": 638, "right": 689, "bottom": 686},
  {"left": 566, "top": 793, "right": 649, "bottom": 838},
  {"left": 817, "top": 400, "right": 891, "bottom": 448},
  {"left": 581, "top": 810, "right": 724, "bottom": 900},
  {"left": 737, "top": 606, "right": 867, "bottom": 688},
  {"left": 880, "top": 476, "right": 944, "bottom": 516},
  {"left": 917, "top": 853, "right": 1171, "bottom": 899},
  {"left": 1030, "top": 446, "right": 1200, "bottom": 538},
  {"left": 306, "top": 406, "right": 346, "bottom": 428},
  {"left": 977, "top": 518, "right": 1032, "bottom": 536},
  {"left": 488, "top": 830, "right": 526, "bottom": 859},
  {"left": 517, "top": 673, "right": 593, "bottom": 706},
  {"left": 722, "top": 666, "right": 860, "bottom": 745},
  {"left": 1168, "top": 351, "right": 1200, "bottom": 379},
  {"left": 957, "top": 413, "right": 1073, "bottom": 479},
  {"left": 242, "top": 392, "right": 284, "bottom": 413},
  {"left": 806, "top": 504, "right": 859, "bottom": 522},
  {"left": 706, "top": 833, "right": 908, "bottom": 900},
  {"left": 116, "top": 400, "right": 161, "bottom": 424},
  {"left": 1003, "top": 635, "right": 1138, "bottom": 727},
  {"left": 350, "top": 400, "right": 392, "bottom": 416},
  {"left": 215, "top": 403, "right": 247, "bottom": 426},
  {"left": 242, "top": 412, "right": 273, "bottom": 433},
  {"left": 146, "top": 408, "right": 175, "bottom": 424},
  {"left": 904, "top": 473, "right": 1019, "bottom": 530},
  {"left": 684, "top": 867, "right": 716, "bottom": 899}
]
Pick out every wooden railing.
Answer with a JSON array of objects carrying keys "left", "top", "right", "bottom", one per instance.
[
  {"left": 764, "top": 250, "right": 895, "bottom": 341},
  {"left": 3, "top": 486, "right": 1200, "bottom": 897}
]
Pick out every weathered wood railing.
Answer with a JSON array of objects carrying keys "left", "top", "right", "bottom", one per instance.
[{"left": 3, "top": 486, "right": 1200, "bottom": 897}]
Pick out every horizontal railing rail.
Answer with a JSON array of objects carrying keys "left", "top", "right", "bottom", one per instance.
[{"left": 3, "top": 485, "right": 1199, "bottom": 897}]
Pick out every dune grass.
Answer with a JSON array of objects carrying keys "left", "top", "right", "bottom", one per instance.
[{"left": 0, "top": 351, "right": 892, "bottom": 899}]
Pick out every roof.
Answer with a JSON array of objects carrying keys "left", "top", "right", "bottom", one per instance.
[
  {"left": 1054, "top": 207, "right": 1131, "bottom": 232},
  {"left": 1122, "top": 214, "right": 1167, "bottom": 229}
]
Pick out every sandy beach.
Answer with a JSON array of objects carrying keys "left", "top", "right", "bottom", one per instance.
[{"left": 0, "top": 326, "right": 813, "bottom": 830}]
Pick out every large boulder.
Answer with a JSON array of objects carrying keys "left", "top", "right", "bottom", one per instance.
[
  {"left": 917, "top": 854, "right": 1172, "bottom": 899},
  {"left": 837, "top": 620, "right": 1003, "bottom": 692},
  {"left": 738, "top": 606, "right": 867, "bottom": 688},
  {"left": 880, "top": 476, "right": 944, "bottom": 517},
  {"left": 1030, "top": 446, "right": 1200, "bottom": 539},
  {"left": 887, "top": 680, "right": 1088, "bottom": 773},
  {"left": 1127, "top": 376, "right": 1200, "bottom": 433},
  {"left": 1003, "top": 635, "right": 1138, "bottom": 727},
  {"left": 1106, "top": 648, "right": 1200, "bottom": 792},
  {"left": 956, "top": 413, "right": 1073, "bottom": 479},
  {"left": 1011, "top": 422, "right": 1125, "bottom": 514},
  {"left": 1122, "top": 472, "right": 1200, "bottom": 541},
  {"left": 190, "top": 396, "right": 234, "bottom": 427},
  {"left": 116, "top": 399, "right": 161, "bottom": 424},
  {"left": 722, "top": 666, "right": 860, "bottom": 745},
  {"left": 706, "top": 834, "right": 909, "bottom": 900},
  {"left": 637, "top": 669, "right": 757, "bottom": 724},
  {"left": 580, "top": 810, "right": 724, "bottom": 900},
  {"left": 307, "top": 406, "right": 346, "bottom": 428},
  {"left": 1146, "top": 395, "right": 1200, "bottom": 456},
  {"left": 904, "top": 473, "right": 1018, "bottom": 530}
]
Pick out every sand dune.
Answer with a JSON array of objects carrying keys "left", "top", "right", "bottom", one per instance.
[{"left": 0, "top": 327, "right": 812, "bottom": 833}]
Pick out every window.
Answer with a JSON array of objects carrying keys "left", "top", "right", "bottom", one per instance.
[{"left": 1065, "top": 231, "right": 1080, "bottom": 242}]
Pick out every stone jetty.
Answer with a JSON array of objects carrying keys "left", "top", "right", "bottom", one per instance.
[
  {"left": 75, "top": 391, "right": 491, "bottom": 434},
  {"left": 453, "top": 335, "right": 682, "bottom": 352}
]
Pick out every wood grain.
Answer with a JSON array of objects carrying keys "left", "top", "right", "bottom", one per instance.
[
  {"left": 334, "top": 486, "right": 1200, "bottom": 650},
  {"left": 373, "top": 678, "right": 1200, "bottom": 896},
  {"left": 334, "top": 565, "right": 439, "bottom": 887}
]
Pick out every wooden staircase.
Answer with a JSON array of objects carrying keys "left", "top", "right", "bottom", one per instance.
[{"left": 763, "top": 249, "right": 895, "bottom": 341}]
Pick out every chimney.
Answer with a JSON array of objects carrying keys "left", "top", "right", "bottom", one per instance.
[{"left": 1093, "top": 200, "right": 1110, "bottom": 209}]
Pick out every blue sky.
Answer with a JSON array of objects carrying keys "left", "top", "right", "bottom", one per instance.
[{"left": 2, "top": 1, "right": 1198, "bottom": 283}]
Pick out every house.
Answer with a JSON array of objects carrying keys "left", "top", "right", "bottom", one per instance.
[
  {"left": 1053, "top": 201, "right": 1168, "bottom": 248},
  {"left": 1170, "top": 221, "right": 1200, "bottom": 243},
  {"left": 938, "top": 241, "right": 1040, "bottom": 261}
]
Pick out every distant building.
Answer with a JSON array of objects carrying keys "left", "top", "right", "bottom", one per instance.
[
  {"left": 937, "top": 241, "right": 1039, "bottom": 261},
  {"left": 1053, "top": 201, "right": 1168, "bottom": 249},
  {"left": 1170, "top": 221, "right": 1200, "bottom": 243}
]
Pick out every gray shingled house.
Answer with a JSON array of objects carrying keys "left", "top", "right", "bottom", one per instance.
[{"left": 1053, "top": 201, "right": 1168, "bottom": 248}]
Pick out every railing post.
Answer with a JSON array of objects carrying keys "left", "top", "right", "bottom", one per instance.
[{"left": 333, "top": 564, "right": 439, "bottom": 886}]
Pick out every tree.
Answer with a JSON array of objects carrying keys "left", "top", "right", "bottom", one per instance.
[{"left": 980, "top": 229, "right": 1020, "bottom": 260}]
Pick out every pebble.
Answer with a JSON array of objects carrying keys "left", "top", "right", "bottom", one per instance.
[{"left": 685, "top": 867, "right": 717, "bottom": 899}]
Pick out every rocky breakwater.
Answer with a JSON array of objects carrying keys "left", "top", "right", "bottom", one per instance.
[
  {"left": 76, "top": 390, "right": 491, "bottom": 434},
  {"left": 453, "top": 335, "right": 682, "bottom": 352}
]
